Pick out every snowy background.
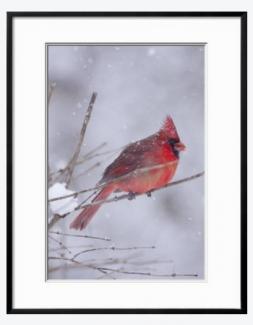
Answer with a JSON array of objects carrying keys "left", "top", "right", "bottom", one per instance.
[{"left": 47, "top": 45, "right": 205, "bottom": 280}]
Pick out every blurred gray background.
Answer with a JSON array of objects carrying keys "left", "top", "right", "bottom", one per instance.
[{"left": 47, "top": 45, "right": 205, "bottom": 280}]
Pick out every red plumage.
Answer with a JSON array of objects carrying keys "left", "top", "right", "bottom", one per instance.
[{"left": 70, "top": 116, "right": 185, "bottom": 230}]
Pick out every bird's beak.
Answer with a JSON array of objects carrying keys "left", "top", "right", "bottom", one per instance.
[{"left": 175, "top": 142, "right": 186, "bottom": 152}]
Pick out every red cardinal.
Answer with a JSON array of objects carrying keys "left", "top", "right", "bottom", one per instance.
[{"left": 70, "top": 116, "right": 185, "bottom": 230}]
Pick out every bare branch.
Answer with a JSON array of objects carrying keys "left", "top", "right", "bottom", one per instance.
[
  {"left": 73, "top": 162, "right": 101, "bottom": 180},
  {"left": 97, "top": 271, "right": 116, "bottom": 280},
  {"left": 48, "top": 256, "right": 80, "bottom": 264},
  {"left": 49, "top": 230, "right": 111, "bottom": 242},
  {"left": 95, "top": 267, "right": 198, "bottom": 278},
  {"left": 49, "top": 142, "right": 107, "bottom": 179},
  {"left": 48, "top": 256, "right": 198, "bottom": 278},
  {"left": 65, "top": 92, "right": 97, "bottom": 186},
  {"left": 49, "top": 244, "right": 94, "bottom": 253},
  {"left": 48, "top": 235, "right": 72, "bottom": 254},
  {"left": 74, "top": 190, "right": 98, "bottom": 214},
  {"left": 72, "top": 245, "right": 156, "bottom": 260},
  {"left": 77, "top": 142, "right": 107, "bottom": 163}
]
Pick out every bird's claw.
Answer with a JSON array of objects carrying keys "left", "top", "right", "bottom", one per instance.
[
  {"left": 146, "top": 191, "right": 152, "bottom": 198},
  {"left": 128, "top": 192, "right": 136, "bottom": 200}
]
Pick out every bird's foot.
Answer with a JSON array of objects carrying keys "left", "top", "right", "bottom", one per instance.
[
  {"left": 127, "top": 191, "right": 136, "bottom": 200},
  {"left": 146, "top": 190, "right": 152, "bottom": 198}
]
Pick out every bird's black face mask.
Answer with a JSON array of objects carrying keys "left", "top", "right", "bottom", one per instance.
[{"left": 168, "top": 138, "right": 180, "bottom": 158}]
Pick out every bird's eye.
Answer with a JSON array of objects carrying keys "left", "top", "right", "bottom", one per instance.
[{"left": 168, "top": 139, "right": 180, "bottom": 158}]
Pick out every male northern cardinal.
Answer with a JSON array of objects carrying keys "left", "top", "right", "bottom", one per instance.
[{"left": 70, "top": 116, "right": 185, "bottom": 230}]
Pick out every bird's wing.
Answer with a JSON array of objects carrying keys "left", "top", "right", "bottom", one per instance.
[{"left": 99, "top": 135, "right": 158, "bottom": 184}]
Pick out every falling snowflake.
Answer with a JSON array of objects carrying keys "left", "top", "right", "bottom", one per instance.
[
  {"left": 55, "top": 160, "right": 66, "bottom": 170},
  {"left": 147, "top": 48, "right": 156, "bottom": 56}
]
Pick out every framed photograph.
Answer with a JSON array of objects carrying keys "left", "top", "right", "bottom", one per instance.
[{"left": 7, "top": 11, "right": 247, "bottom": 314}]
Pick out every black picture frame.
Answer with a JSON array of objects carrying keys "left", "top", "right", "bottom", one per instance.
[{"left": 6, "top": 11, "right": 247, "bottom": 315}]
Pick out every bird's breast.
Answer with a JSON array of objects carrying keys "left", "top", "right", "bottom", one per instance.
[{"left": 118, "top": 160, "right": 178, "bottom": 194}]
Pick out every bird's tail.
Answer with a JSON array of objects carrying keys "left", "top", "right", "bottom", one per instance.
[{"left": 69, "top": 185, "right": 114, "bottom": 231}]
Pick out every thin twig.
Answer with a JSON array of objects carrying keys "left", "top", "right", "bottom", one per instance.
[
  {"left": 49, "top": 142, "right": 107, "bottom": 179},
  {"left": 73, "top": 162, "right": 101, "bottom": 180},
  {"left": 49, "top": 230, "right": 111, "bottom": 242},
  {"left": 97, "top": 271, "right": 116, "bottom": 280},
  {"left": 48, "top": 256, "right": 80, "bottom": 264},
  {"left": 96, "top": 267, "right": 198, "bottom": 278},
  {"left": 72, "top": 245, "right": 156, "bottom": 260},
  {"left": 65, "top": 92, "right": 97, "bottom": 186},
  {"left": 48, "top": 235, "right": 72, "bottom": 254},
  {"left": 48, "top": 257, "right": 198, "bottom": 278},
  {"left": 74, "top": 190, "right": 98, "bottom": 212},
  {"left": 77, "top": 142, "right": 107, "bottom": 162},
  {"left": 47, "top": 256, "right": 171, "bottom": 274}
]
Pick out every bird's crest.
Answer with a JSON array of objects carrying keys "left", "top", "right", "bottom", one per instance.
[{"left": 161, "top": 116, "right": 179, "bottom": 140}]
